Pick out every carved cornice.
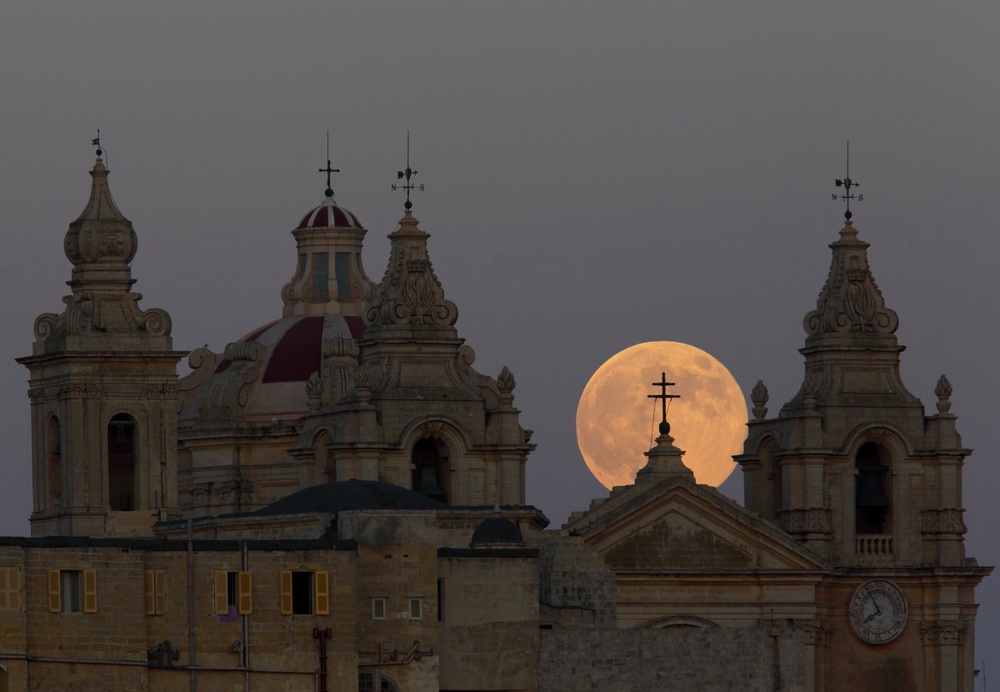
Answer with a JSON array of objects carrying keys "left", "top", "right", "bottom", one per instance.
[
  {"left": 779, "top": 508, "right": 833, "bottom": 535},
  {"left": 57, "top": 384, "right": 105, "bottom": 400},
  {"left": 803, "top": 620, "right": 834, "bottom": 646},
  {"left": 920, "top": 620, "right": 966, "bottom": 644},
  {"left": 921, "top": 508, "right": 967, "bottom": 536}
]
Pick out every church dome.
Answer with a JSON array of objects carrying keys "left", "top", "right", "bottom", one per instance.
[
  {"left": 180, "top": 314, "right": 364, "bottom": 424},
  {"left": 296, "top": 198, "right": 363, "bottom": 230},
  {"left": 470, "top": 512, "right": 525, "bottom": 548}
]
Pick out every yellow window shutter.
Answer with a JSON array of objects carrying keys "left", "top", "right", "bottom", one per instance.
[
  {"left": 238, "top": 571, "right": 253, "bottom": 615},
  {"left": 155, "top": 571, "right": 166, "bottom": 615},
  {"left": 48, "top": 569, "right": 60, "bottom": 613},
  {"left": 144, "top": 571, "right": 155, "bottom": 615},
  {"left": 315, "top": 571, "right": 330, "bottom": 615},
  {"left": 279, "top": 570, "right": 292, "bottom": 615},
  {"left": 0, "top": 568, "right": 8, "bottom": 610},
  {"left": 11, "top": 568, "right": 21, "bottom": 611},
  {"left": 214, "top": 571, "right": 228, "bottom": 615},
  {"left": 83, "top": 570, "right": 98, "bottom": 613}
]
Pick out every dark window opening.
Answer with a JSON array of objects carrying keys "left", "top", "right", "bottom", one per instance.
[
  {"left": 60, "top": 570, "right": 82, "bottom": 612},
  {"left": 411, "top": 436, "right": 449, "bottom": 504},
  {"left": 358, "top": 672, "right": 400, "bottom": 692},
  {"left": 48, "top": 417, "right": 61, "bottom": 509},
  {"left": 108, "top": 413, "right": 137, "bottom": 511},
  {"left": 312, "top": 252, "right": 329, "bottom": 302},
  {"left": 226, "top": 571, "right": 238, "bottom": 608},
  {"left": 855, "top": 442, "right": 890, "bottom": 534},
  {"left": 335, "top": 252, "right": 351, "bottom": 301},
  {"left": 292, "top": 571, "right": 314, "bottom": 614}
]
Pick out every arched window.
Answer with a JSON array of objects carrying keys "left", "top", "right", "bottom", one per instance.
[
  {"left": 108, "top": 413, "right": 137, "bottom": 511},
  {"left": 411, "top": 436, "right": 449, "bottom": 504},
  {"left": 855, "top": 442, "right": 890, "bottom": 535},
  {"left": 760, "top": 439, "right": 782, "bottom": 522},
  {"left": 47, "top": 416, "right": 62, "bottom": 509}
]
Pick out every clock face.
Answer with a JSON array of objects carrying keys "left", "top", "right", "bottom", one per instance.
[{"left": 849, "top": 580, "right": 908, "bottom": 644}]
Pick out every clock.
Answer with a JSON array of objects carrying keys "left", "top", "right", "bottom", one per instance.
[{"left": 849, "top": 579, "right": 908, "bottom": 644}]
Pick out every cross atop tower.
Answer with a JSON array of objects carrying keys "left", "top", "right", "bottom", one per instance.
[
  {"left": 648, "top": 372, "right": 680, "bottom": 435},
  {"left": 319, "top": 131, "right": 340, "bottom": 199},
  {"left": 392, "top": 130, "right": 424, "bottom": 210},
  {"left": 92, "top": 129, "right": 103, "bottom": 158},
  {"left": 832, "top": 140, "right": 863, "bottom": 221}
]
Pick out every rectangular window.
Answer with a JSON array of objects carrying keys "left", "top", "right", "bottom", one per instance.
[
  {"left": 335, "top": 252, "right": 351, "bottom": 300},
  {"left": 145, "top": 570, "right": 167, "bottom": 615},
  {"left": 0, "top": 567, "right": 21, "bottom": 611},
  {"left": 214, "top": 571, "right": 252, "bottom": 615},
  {"left": 408, "top": 597, "right": 422, "bottom": 620},
  {"left": 312, "top": 252, "right": 329, "bottom": 302},
  {"left": 48, "top": 569, "right": 96, "bottom": 613},
  {"left": 280, "top": 570, "right": 329, "bottom": 615},
  {"left": 372, "top": 597, "right": 386, "bottom": 620},
  {"left": 437, "top": 579, "right": 445, "bottom": 622}
]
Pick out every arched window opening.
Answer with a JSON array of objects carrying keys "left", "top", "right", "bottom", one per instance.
[
  {"left": 855, "top": 442, "right": 890, "bottom": 535},
  {"left": 47, "top": 416, "right": 62, "bottom": 509},
  {"left": 760, "top": 440, "right": 782, "bottom": 522},
  {"left": 108, "top": 413, "right": 137, "bottom": 511},
  {"left": 411, "top": 436, "right": 449, "bottom": 504}
]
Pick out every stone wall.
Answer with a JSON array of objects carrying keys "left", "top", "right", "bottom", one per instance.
[{"left": 539, "top": 623, "right": 806, "bottom": 692}]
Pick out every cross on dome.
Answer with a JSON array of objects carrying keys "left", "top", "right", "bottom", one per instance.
[
  {"left": 319, "top": 132, "right": 340, "bottom": 199},
  {"left": 647, "top": 372, "right": 680, "bottom": 435},
  {"left": 392, "top": 130, "right": 424, "bottom": 210}
]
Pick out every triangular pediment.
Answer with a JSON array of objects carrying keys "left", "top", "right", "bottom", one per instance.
[{"left": 567, "top": 477, "right": 827, "bottom": 572}]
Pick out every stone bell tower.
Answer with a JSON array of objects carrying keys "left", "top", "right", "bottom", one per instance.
[
  {"left": 18, "top": 149, "right": 185, "bottom": 537},
  {"left": 736, "top": 211, "right": 990, "bottom": 691}
]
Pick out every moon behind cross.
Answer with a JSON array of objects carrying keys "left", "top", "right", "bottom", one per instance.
[{"left": 575, "top": 341, "right": 748, "bottom": 489}]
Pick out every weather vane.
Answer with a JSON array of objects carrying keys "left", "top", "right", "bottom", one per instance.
[
  {"left": 319, "top": 131, "right": 340, "bottom": 199},
  {"left": 832, "top": 140, "right": 863, "bottom": 221},
  {"left": 92, "top": 129, "right": 103, "bottom": 158},
  {"left": 391, "top": 130, "right": 424, "bottom": 210},
  {"left": 647, "top": 372, "right": 680, "bottom": 435}
]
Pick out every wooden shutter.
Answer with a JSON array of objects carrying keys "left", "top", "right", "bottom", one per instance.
[
  {"left": 10, "top": 568, "right": 20, "bottom": 611},
  {"left": 279, "top": 570, "right": 292, "bottom": 615},
  {"left": 0, "top": 568, "right": 7, "bottom": 610},
  {"left": 144, "top": 571, "right": 155, "bottom": 615},
  {"left": 214, "top": 571, "right": 228, "bottom": 615},
  {"left": 315, "top": 571, "right": 329, "bottom": 615},
  {"left": 83, "top": 570, "right": 98, "bottom": 613},
  {"left": 238, "top": 571, "right": 253, "bottom": 615},
  {"left": 48, "top": 569, "right": 61, "bottom": 613},
  {"left": 155, "top": 571, "right": 167, "bottom": 615}
]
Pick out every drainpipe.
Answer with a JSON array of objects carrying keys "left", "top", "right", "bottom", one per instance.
[
  {"left": 241, "top": 540, "right": 250, "bottom": 692},
  {"left": 187, "top": 519, "right": 197, "bottom": 692}
]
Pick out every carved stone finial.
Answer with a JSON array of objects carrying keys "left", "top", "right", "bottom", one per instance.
[
  {"left": 306, "top": 371, "right": 323, "bottom": 411},
  {"left": 935, "top": 375, "right": 953, "bottom": 413},
  {"left": 801, "top": 373, "right": 818, "bottom": 410},
  {"left": 497, "top": 366, "right": 516, "bottom": 393},
  {"left": 751, "top": 380, "right": 769, "bottom": 420}
]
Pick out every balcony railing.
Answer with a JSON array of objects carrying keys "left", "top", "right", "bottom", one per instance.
[{"left": 856, "top": 534, "right": 893, "bottom": 557}]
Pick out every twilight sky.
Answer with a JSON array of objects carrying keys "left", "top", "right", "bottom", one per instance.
[{"left": 3, "top": 1, "right": 999, "bottom": 667}]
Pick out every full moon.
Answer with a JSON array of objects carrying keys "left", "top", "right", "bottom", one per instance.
[{"left": 576, "top": 341, "right": 748, "bottom": 489}]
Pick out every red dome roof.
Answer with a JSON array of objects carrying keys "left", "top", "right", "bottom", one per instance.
[{"left": 296, "top": 199, "right": 363, "bottom": 230}]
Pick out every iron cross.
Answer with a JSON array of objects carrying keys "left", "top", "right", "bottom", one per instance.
[{"left": 648, "top": 372, "right": 680, "bottom": 434}]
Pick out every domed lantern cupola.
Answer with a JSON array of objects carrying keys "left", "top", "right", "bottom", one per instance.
[{"left": 281, "top": 151, "right": 374, "bottom": 317}]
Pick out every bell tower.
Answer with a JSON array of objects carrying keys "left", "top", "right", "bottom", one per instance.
[
  {"left": 18, "top": 148, "right": 185, "bottom": 537},
  {"left": 737, "top": 217, "right": 968, "bottom": 566}
]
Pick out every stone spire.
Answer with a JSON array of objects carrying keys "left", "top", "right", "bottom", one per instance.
[
  {"left": 802, "top": 219, "right": 899, "bottom": 349},
  {"left": 64, "top": 155, "right": 139, "bottom": 291},
  {"left": 635, "top": 430, "right": 693, "bottom": 483},
  {"left": 782, "top": 219, "right": 917, "bottom": 415},
  {"left": 363, "top": 210, "right": 458, "bottom": 339},
  {"left": 32, "top": 155, "right": 171, "bottom": 354}
]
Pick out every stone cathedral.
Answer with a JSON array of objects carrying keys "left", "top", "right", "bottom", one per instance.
[{"left": 0, "top": 147, "right": 989, "bottom": 692}]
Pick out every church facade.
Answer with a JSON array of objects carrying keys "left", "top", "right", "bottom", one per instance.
[{"left": 0, "top": 149, "right": 988, "bottom": 691}]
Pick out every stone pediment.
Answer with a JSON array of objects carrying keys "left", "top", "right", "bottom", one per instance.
[{"left": 567, "top": 477, "right": 827, "bottom": 573}]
